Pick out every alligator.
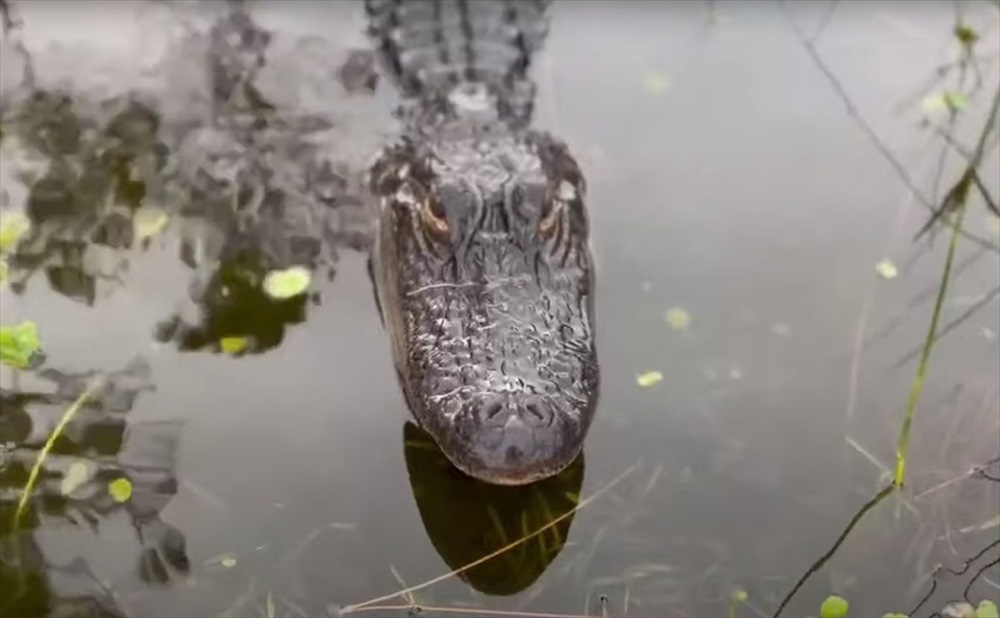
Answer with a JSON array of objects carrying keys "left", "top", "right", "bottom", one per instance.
[{"left": 363, "top": 0, "right": 599, "bottom": 485}]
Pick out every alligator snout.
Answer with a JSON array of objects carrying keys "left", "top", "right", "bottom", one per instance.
[{"left": 446, "top": 392, "right": 583, "bottom": 486}]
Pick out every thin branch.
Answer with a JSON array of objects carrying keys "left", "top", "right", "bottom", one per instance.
[
  {"left": 809, "top": 0, "right": 839, "bottom": 44},
  {"left": 911, "top": 575, "right": 939, "bottom": 617},
  {"left": 963, "top": 556, "right": 1000, "bottom": 604},
  {"left": 778, "top": 0, "right": 1000, "bottom": 253},
  {"left": 890, "top": 284, "right": 1000, "bottom": 369},
  {"left": 948, "top": 539, "right": 1000, "bottom": 576},
  {"left": 772, "top": 483, "right": 895, "bottom": 617}
]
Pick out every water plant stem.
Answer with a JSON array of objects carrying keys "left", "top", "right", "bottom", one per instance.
[
  {"left": 13, "top": 378, "right": 101, "bottom": 530},
  {"left": 894, "top": 85, "right": 1000, "bottom": 488}
]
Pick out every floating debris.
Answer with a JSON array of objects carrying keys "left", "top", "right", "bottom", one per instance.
[
  {"left": 219, "top": 336, "right": 249, "bottom": 355},
  {"left": 922, "top": 90, "right": 970, "bottom": 114},
  {"left": 943, "top": 604, "right": 976, "bottom": 618},
  {"left": 643, "top": 71, "right": 672, "bottom": 95},
  {"left": 133, "top": 206, "right": 170, "bottom": 241},
  {"left": 262, "top": 266, "right": 312, "bottom": 300},
  {"left": 0, "top": 211, "right": 31, "bottom": 252},
  {"left": 636, "top": 371, "right": 663, "bottom": 388},
  {"left": 108, "top": 477, "right": 133, "bottom": 503},
  {"left": 0, "top": 320, "right": 44, "bottom": 369},
  {"left": 60, "top": 462, "right": 93, "bottom": 496},
  {"left": 221, "top": 556, "right": 237, "bottom": 568},
  {"left": 976, "top": 600, "right": 998, "bottom": 618},
  {"left": 820, "top": 595, "right": 849, "bottom": 618},
  {"left": 664, "top": 307, "right": 691, "bottom": 331},
  {"left": 770, "top": 322, "right": 791, "bottom": 337},
  {"left": 875, "top": 260, "right": 898, "bottom": 280}
]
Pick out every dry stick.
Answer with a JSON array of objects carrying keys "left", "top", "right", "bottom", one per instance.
[
  {"left": 340, "top": 463, "right": 640, "bottom": 615},
  {"left": 778, "top": 0, "right": 1000, "bottom": 254},
  {"left": 894, "top": 84, "right": 1000, "bottom": 489},
  {"left": 772, "top": 483, "right": 896, "bottom": 618},
  {"left": 344, "top": 605, "right": 605, "bottom": 618},
  {"left": 963, "top": 556, "right": 1000, "bottom": 604}
]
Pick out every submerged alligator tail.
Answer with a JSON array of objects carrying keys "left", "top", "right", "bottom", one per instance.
[{"left": 364, "top": 0, "right": 599, "bottom": 486}]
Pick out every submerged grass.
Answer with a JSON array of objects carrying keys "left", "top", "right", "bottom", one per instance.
[
  {"left": 771, "top": 5, "right": 1000, "bottom": 615},
  {"left": 339, "top": 463, "right": 639, "bottom": 616},
  {"left": 894, "top": 84, "right": 1000, "bottom": 489}
]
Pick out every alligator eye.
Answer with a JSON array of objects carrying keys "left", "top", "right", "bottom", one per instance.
[
  {"left": 540, "top": 180, "right": 575, "bottom": 238},
  {"left": 420, "top": 193, "right": 449, "bottom": 236},
  {"left": 538, "top": 200, "right": 563, "bottom": 238}
]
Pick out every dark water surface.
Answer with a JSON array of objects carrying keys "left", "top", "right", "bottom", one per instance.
[{"left": 1, "top": 1, "right": 998, "bottom": 617}]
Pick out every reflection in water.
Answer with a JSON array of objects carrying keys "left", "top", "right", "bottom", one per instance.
[
  {"left": 1, "top": 1, "right": 374, "bottom": 614},
  {"left": 0, "top": 360, "right": 189, "bottom": 617},
  {"left": 402, "top": 422, "right": 583, "bottom": 596},
  {"left": 4, "top": 92, "right": 168, "bottom": 306}
]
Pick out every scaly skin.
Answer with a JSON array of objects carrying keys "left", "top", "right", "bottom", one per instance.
[{"left": 364, "top": 0, "right": 599, "bottom": 485}]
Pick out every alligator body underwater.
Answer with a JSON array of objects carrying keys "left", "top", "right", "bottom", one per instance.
[{"left": 363, "top": 0, "right": 599, "bottom": 485}]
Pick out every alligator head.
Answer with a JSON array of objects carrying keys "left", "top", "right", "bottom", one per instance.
[{"left": 368, "top": 129, "right": 599, "bottom": 486}]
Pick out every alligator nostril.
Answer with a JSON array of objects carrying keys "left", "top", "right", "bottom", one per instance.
[
  {"left": 525, "top": 402, "right": 546, "bottom": 423},
  {"left": 483, "top": 400, "right": 504, "bottom": 421}
]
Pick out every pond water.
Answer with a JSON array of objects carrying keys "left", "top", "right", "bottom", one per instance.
[{"left": 1, "top": 1, "right": 998, "bottom": 617}]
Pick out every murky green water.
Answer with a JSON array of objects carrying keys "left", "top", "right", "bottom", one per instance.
[{"left": 1, "top": 1, "right": 998, "bottom": 617}]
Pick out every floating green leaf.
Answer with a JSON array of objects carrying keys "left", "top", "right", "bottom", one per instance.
[
  {"left": 636, "top": 371, "right": 663, "bottom": 387},
  {"left": 875, "top": 260, "right": 898, "bottom": 280},
  {"left": 820, "top": 595, "right": 849, "bottom": 618},
  {"left": 60, "top": 462, "right": 92, "bottom": 495},
  {"left": 262, "top": 266, "right": 311, "bottom": 300},
  {"left": 923, "top": 91, "right": 970, "bottom": 115},
  {"left": 882, "top": 613, "right": 908, "bottom": 618},
  {"left": 954, "top": 24, "right": 978, "bottom": 45},
  {"left": 978, "top": 600, "right": 999, "bottom": 618},
  {"left": 664, "top": 307, "right": 692, "bottom": 330},
  {"left": 221, "top": 556, "right": 237, "bottom": 568},
  {"left": 133, "top": 206, "right": 169, "bottom": 241},
  {"left": 0, "top": 212, "right": 31, "bottom": 253},
  {"left": 0, "top": 321, "right": 44, "bottom": 369},
  {"left": 220, "top": 336, "right": 249, "bottom": 355},
  {"left": 108, "top": 477, "right": 132, "bottom": 503},
  {"left": 729, "top": 589, "right": 749, "bottom": 618},
  {"left": 643, "top": 71, "right": 672, "bottom": 95}
]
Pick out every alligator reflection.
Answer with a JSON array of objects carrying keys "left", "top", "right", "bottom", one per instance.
[
  {"left": 402, "top": 422, "right": 584, "bottom": 596},
  {"left": 0, "top": 360, "right": 189, "bottom": 617}
]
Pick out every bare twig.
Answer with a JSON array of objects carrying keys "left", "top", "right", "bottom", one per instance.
[
  {"left": 772, "top": 484, "right": 895, "bottom": 617},
  {"left": 340, "top": 464, "right": 639, "bottom": 615},
  {"left": 341, "top": 605, "right": 602, "bottom": 618},
  {"left": 890, "top": 284, "right": 1000, "bottom": 369},
  {"left": 778, "top": 0, "right": 1000, "bottom": 253},
  {"left": 963, "top": 556, "right": 1000, "bottom": 604}
]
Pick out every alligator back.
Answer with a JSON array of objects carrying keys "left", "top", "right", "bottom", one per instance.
[{"left": 363, "top": 0, "right": 551, "bottom": 126}]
